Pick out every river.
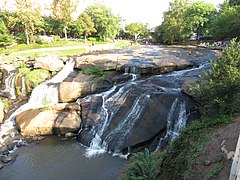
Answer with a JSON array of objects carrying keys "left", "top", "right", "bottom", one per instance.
[{"left": 0, "top": 136, "right": 126, "bottom": 180}]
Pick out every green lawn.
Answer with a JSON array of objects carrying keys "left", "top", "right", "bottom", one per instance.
[{"left": 0, "top": 40, "right": 131, "bottom": 61}]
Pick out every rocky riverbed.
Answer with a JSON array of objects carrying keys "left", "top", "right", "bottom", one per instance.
[{"left": 0, "top": 45, "right": 219, "bottom": 170}]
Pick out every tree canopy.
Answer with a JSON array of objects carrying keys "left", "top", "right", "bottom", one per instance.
[
  {"left": 85, "top": 4, "right": 120, "bottom": 41},
  {"left": 125, "top": 22, "right": 149, "bottom": 40},
  {"left": 210, "top": 5, "right": 240, "bottom": 39},
  {"left": 15, "top": 0, "right": 42, "bottom": 44},
  {"left": 75, "top": 12, "right": 96, "bottom": 43},
  {"left": 52, "top": 0, "right": 79, "bottom": 40},
  {"left": 183, "top": 1, "right": 216, "bottom": 38},
  {"left": 159, "top": 0, "right": 190, "bottom": 44}
]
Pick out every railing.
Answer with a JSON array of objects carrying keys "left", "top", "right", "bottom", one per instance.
[{"left": 230, "top": 134, "right": 240, "bottom": 180}]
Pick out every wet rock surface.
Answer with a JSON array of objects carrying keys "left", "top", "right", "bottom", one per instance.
[{"left": 0, "top": 45, "right": 218, "bottom": 157}]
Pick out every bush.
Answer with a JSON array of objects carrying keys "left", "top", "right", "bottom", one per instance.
[
  {"left": 0, "top": 19, "right": 12, "bottom": 47},
  {"left": 194, "top": 38, "right": 240, "bottom": 116},
  {"left": 53, "top": 35, "right": 60, "bottom": 41},
  {"left": 82, "top": 67, "right": 103, "bottom": 76},
  {"left": 123, "top": 149, "right": 164, "bottom": 180},
  {"left": 16, "top": 33, "right": 27, "bottom": 44}
]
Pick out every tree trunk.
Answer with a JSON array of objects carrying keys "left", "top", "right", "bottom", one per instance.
[
  {"left": 84, "top": 31, "right": 87, "bottom": 43},
  {"left": 24, "top": 24, "right": 29, "bottom": 45},
  {"left": 64, "top": 25, "right": 67, "bottom": 41}
]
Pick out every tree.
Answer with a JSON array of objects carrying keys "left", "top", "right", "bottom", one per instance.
[
  {"left": 183, "top": 1, "right": 216, "bottom": 39},
  {"left": 85, "top": 4, "right": 120, "bottom": 41},
  {"left": 52, "top": 0, "right": 80, "bottom": 40},
  {"left": 15, "top": 0, "right": 43, "bottom": 44},
  {"left": 0, "top": 18, "right": 12, "bottom": 47},
  {"left": 194, "top": 39, "right": 240, "bottom": 115},
  {"left": 42, "top": 16, "right": 62, "bottom": 36},
  {"left": 125, "top": 22, "right": 149, "bottom": 40},
  {"left": 160, "top": 0, "right": 190, "bottom": 44},
  {"left": 76, "top": 12, "right": 96, "bottom": 43},
  {"left": 229, "top": 0, "right": 240, "bottom": 6},
  {"left": 210, "top": 5, "right": 240, "bottom": 39}
]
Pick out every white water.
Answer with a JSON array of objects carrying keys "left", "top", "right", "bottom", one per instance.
[
  {"left": 85, "top": 75, "right": 137, "bottom": 158},
  {"left": 4, "top": 71, "right": 17, "bottom": 99},
  {"left": 21, "top": 76, "right": 27, "bottom": 97},
  {"left": 0, "top": 61, "right": 75, "bottom": 146},
  {"left": 155, "top": 98, "right": 187, "bottom": 151},
  {"left": 103, "top": 94, "right": 150, "bottom": 153}
]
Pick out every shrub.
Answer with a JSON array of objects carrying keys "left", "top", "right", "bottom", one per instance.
[
  {"left": 16, "top": 33, "right": 27, "bottom": 44},
  {"left": 0, "top": 19, "right": 12, "bottom": 47},
  {"left": 82, "top": 67, "right": 103, "bottom": 76},
  {"left": 25, "top": 69, "right": 50, "bottom": 92},
  {"left": 194, "top": 38, "right": 240, "bottom": 116},
  {"left": 123, "top": 149, "right": 165, "bottom": 180}
]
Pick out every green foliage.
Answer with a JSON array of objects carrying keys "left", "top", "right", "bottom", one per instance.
[
  {"left": 52, "top": 0, "right": 80, "bottom": 40},
  {"left": 75, "top": 12, "right": 96, "bottom": 43},
  {"left": 124, "top": 149, "right": 165, "bottom": 180},
  {"left": 15, "top": 0, "right": 43, "bottom": 44},
  {"left": 82, "top": 67, "right": 103, "bottom": 76},
  {"left": 95, "top": 77, "right": 105, "bottom": 83},
  {"left": 158, "top": 115, "right": 232, "bottom": 179},
  {"left": 85, "top": 4, "right": 120, "bottom": 41},
  {"left": 1, "top": 98, "right": 9, "bottom": 112},
  {"left": 210, "top": 5, "right": 240, "bottom": 40},
  {"left": 16, "top": 65, "right": 50, "bottom": 94},
  {"left": 159, "top": 0, "right": 191, "bottom": 44},
  {"left": 125, "top": 23, "right": 149, "bottom": 40},
  {"left": 183, "top": 1, "right": 216, "bottom": 37},
  {"left": 229, "top": 0, "right": 240, "bottom": 6},
  {"left": 0, "top": 19, "right": 12, "bottom": 47},
  {"left": 193, "top": 39, "right": 240, "bottom": 115},
  {"left": 25, "top": 69, "right": 50, "bottom": 92},
  {"left": 204, "top": 161, "right": 224, "bottom": 180}
]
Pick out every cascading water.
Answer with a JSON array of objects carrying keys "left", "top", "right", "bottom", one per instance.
[
  {"left": 103, "top": 94, "right": 150, "bottom": 154},
  {"left": 4, "top": 71, "right": 17, "bottom": 99},
  {"left": 84, "top": 75, "right": 138, "bottom": 157},
  {"left": 21, "top": 76, "right": 27, "bottom": 97},
  {"left": 155, "top": 98, "right": 187, "bottom": 151},
  {"left": 0, "top": 61, "right": 75, "bottom": 148}
]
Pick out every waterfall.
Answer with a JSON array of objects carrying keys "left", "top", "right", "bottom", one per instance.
[
  {"left": 4, "top": 71, "right": 17, "bottom": 99},
  {"left": 21, "top": 76, "right": 27, "bottom": 97},
  {"left": 155, "top": 98, "right": 187, "bottom": 151},
  {"left": 0, "top": 61, "right": 75, "bottom": 147},
  {"left": 84, "top": 76, "right": 138, "bottom": 158},
  {"left": 103, "top": 94, "right": 150, "bottom": 153}
]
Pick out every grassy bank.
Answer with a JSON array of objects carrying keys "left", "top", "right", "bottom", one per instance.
[
  {"left": 123, "top": 115, "right": 234, "bottom": 179},
  {"left": 0, "top": 40, "right": 131, "bottom": 61}
]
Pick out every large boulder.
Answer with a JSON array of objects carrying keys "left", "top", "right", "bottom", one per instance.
[
  {"left": 78, "top": 79, "right": 194, "bottom": 153},
  {"left": 182, "top": 80, "right": 198, "bottom": 97},
  {"left": 74, "top": 54, "right": 118, "bottom": 70},
  {"left": 34, "top": 56, "right": 64, "bottom": 71},
  {"left": 16, "top": 103, "right": 81, "bottom": 136},
  {"left": 59, "top": 72, "right": 133, "bottom": 103}
]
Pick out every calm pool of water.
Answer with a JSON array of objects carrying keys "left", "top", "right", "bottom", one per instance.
[{"left": 0, "top": 136, "right": 126, "bottom": 180}]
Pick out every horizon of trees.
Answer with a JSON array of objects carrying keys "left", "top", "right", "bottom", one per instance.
[
  {"left": 0, "top": 0, "right": 239, "bottom": 47},
  {"left": 154, "top": 0, "right": 240, "bottom": 44},
  {"left": 0, "top": 0, "right": 151, "bottom": 46}
]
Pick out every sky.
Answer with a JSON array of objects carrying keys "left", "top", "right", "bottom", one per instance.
[{"left": 0, "top": 0, "right": 225, "bottom": 28}]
